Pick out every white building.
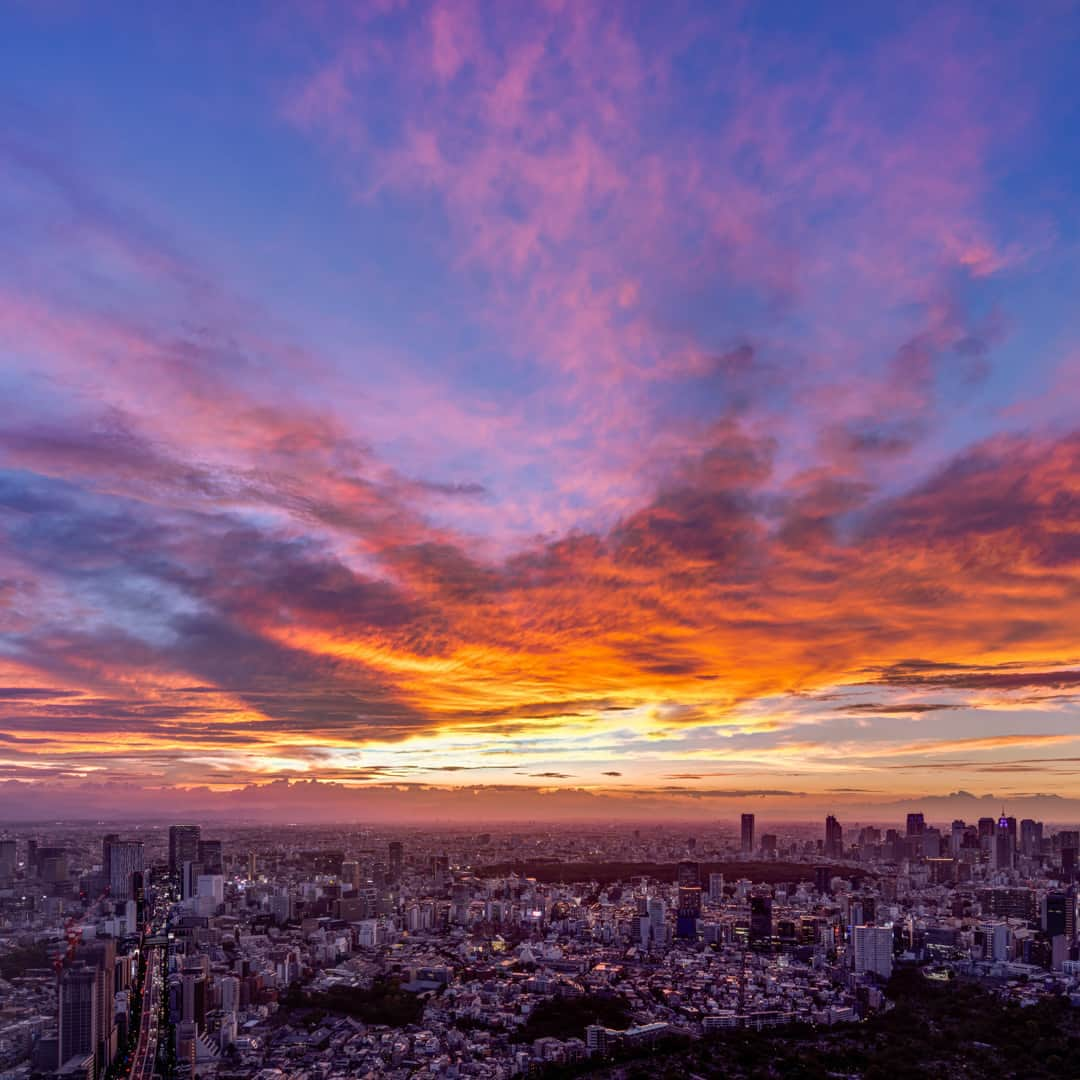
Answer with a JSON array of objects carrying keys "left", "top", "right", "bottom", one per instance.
[{"left": 852, "top": 924, "right": 893, "bottom": 979}]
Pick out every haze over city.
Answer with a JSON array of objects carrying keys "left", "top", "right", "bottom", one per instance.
[{"left": 3, "top": 2, "right": 1080, "bottom": 823}]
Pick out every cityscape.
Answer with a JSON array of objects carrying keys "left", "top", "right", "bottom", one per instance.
[
  {"left": 0, "top": 811, "right": 1078, "bottom": 1077},
  {"left": 4, "top": 1, "right": 1080, "bottom": 1077}
]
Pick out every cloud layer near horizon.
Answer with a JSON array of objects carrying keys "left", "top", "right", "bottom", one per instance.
[{"left": 2, "top": 1, "right": 1080, "bottom": 817}]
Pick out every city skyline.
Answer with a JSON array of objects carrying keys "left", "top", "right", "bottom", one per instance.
[{"left": 3, "top": 3, "right": 1080, "bottom": 819}]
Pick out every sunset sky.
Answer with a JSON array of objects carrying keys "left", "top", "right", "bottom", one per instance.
[{"left": 2, "top": 2, "right": 1080, "bottom": 820}]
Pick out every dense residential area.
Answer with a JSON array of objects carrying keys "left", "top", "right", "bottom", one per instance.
[{"left": 0, "top": 813, "right": 1077, "bottom": 1077}]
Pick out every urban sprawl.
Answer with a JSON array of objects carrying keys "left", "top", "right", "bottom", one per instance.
[{"left": 0, "top": 811, "right": 1078, "bottom": 1078}]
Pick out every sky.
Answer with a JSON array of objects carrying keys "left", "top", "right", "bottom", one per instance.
[{"left": 2, "top": 1, "right": 1080, "bottom": 823}]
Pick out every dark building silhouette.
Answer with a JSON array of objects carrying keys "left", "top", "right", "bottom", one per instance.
[
  {"left": 58, "top": 964, "right": 98, "bottom": 1070},
  {"left": 749, "top": 896, "right": 773, "bottom": 947},
  {"left": 169, "top": 824, "right": 201, "bottom": 878},
  {"left": 741, "top": 813, "right": 755, "bottom": 854},
  {"left": 198, "top": 839, "right": 223, "bottom": 875},
  {"left": 824, "top": 816, "right": 844, "bottom": 859}
]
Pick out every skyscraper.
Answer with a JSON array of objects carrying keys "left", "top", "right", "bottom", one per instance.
[
  {"left": 169, "top": 824, "right": 201, "bottom": 878},
  {"left": 905, "top": 813, "right": 925, "bottom": 837},
  {"left": 994, "top": 814, "right": 1016, "bottom": 871},
  {"left": 101, "top": 832, "right": 118, "bottom": 883},
  {"left": 0, "top": 838, "right": 16, "bottom": 882},
  {"left": 825, "top": 815, "right": 844, "bottom": 859},
  {"left": 741, "top": 813, "right": 755, "bottom": 854},
  {"left": 676, "top": 859, "right": 699, "bottom": 887},
  {"left": 388, "top": 840, "right": 404, "bottom": 883},
  {"left": 749, "top": 895, "right": 772, "bottom": 946},
  {"left": 1020, "top": 818, "right": 1043, "bottom": 858},
  {"left": 852, "top": 925, "right": 893, "bottom": 979},
  {"left": 815, "top": 865, "right": 832, "bottom": 895},
  {"left": 105, "top": 839, "right": 143, "bottom": 900},
  {"left": 197, "top": 839, "right": 223, "bottom": 875},
  {"left": 1042, "top": 890, "right": 1076, "bottom": 941},
  {"left": 75, "top": 937, "right": 117, "bottom": 1071},
  {"left": 58, "top": 964, "right": 99, "bottom": 1070},
  {"left": 676, "top": 885, "right": 702, "bottom": 938}
]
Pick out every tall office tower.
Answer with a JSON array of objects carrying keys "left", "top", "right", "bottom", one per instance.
[
  {"left": 182, "top": 860, "right": 204, "bottom": 901},
  {"left": 0, "top": 838, "right": 16, "bottom": 882},
  {"left": 852, "top": 925, "right": 893, "bottom": 979},
  {"left": 676, "top": 885, "right": 702, "bottom": 938},
  {"left": 197, "top": 839, "right": 223, "bottom": 875},
  {"left": 647, "top": 897, "right": 666, "bottom": 945},
  {"left": 1020, "top": 818, "right": 1043, "bottom": 858},
  {"left": 760, "top": 833, "right": 778, "bottom": 856},
  {"left": 40, "top": 848, "right": 69, "bottom": 883},
  {"left": 341, "top": 860, "right": 360, "bottom": 891},
  {"left": 107, "top": 840, "right": 144, "bottom": 900},
  {"left": 101, "top": 833, "right": 118, "bottom": 882},
  {"left": 221, "top": 974, "right": 241, "bottom": 1016},
  {"left": 181, "top": 968, "right": 208, "bottom": 1031},
  {"left": 815, "top": 865, "right": 832, "bottom": 895},
  {"left": 905, "top": 813, "right": 925, "bottom": 837},
  {"left": 994, "top": 814, "right": 1016, "bottom": 871},
  {"left": 708, "top": 873, "right": 725, "bottom": 903},
  {"left": 75, "top": 937, "right": 117, "bottom": 1071},
  {"left": 58, "top": 964, "right": 99, "bottom": 1070},
  {"left": 169, "top": 825, "right": 201, "bottom": 878},
  {"left": 824, "top": 815, "right": 844, "bottom": 859},
  {"left": 749, "top": 895, "right": 773, "bottom": 946},
  {"left": 951, "top": 820, "right": 966, "bottom": 856},
  {"left": 741, "top": 813, "right": 755, "bottom": 854},
  {"left": 388, "top": 841, "right": 404, "bottom": 882},
  {"left": 1063, "top": 847, "right": 1077, "bottom": 880},
  {"left": 1042, "top": 890, "right": 1076, "bottom": 941},
  {"left": 26, "top": 839, "right": 37, "bottom": 876},
  {"left": 676, "top": 859, "right": 699, "bottom": 887}
]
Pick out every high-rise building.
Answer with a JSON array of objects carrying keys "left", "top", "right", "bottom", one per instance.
[
  {"left": 105, "top": 839, "right": 143, "bottom": 900},
  {"left": 1042, "top": 890, "right": 1076, "bottom": 942},
  {"left": 815, "top": 865, "right": 832, "bottom": 895},
  {"left": 749, "top": 895, "right": 772, "bottom": 946},
  {"left": 101, "top": 833, "right": 118, "bottom": 882},
  {"left": 708, "top": 873, "right": 725, "bottom": 903},
  {"left": 676, "top": 885, "right": 702, "bottom": 938},
  {"left": 824, "top": 816, "right": 844, "bottom": 859},
  {"left": 951, "top": 820, "right": 966, "bottom": 856},
  {"left": 1063, "top": 847, "right": 1077, "bottom": 880},
  {"left": 197, "top": 839, "right": 223, "bottom": 875},
  {"left": 905, "top": 813, "right": 925, "bottom": 837},
  {"left": 0, "top": 838, "right": 15, "bottom": 882},
  {"left": 75, "top": 937, "right": 117, "bottom": 1071},
  {"left": 388, "top": 841, "right": 404, "bottom": 882},
  {"left": 994, "top": 814, "right": 1016, "bottom": 871},
  {"left": 852, "top": 925, "right": 893, "bottom": 979},
  {"left": 1020, "top": 818, "right": 1043, "bottom": 858},
  {"left": 169, "top": 825, "right": 201, "bottom": 878},
  {"left": 676, "top": 860, "right": 699, "bottom": 887},
  {"left": 58, "top": 964, "right": 99, "bottom": 1070},
  {"left": 741, "top": 813, "right": 755, "bottom": 854}
]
